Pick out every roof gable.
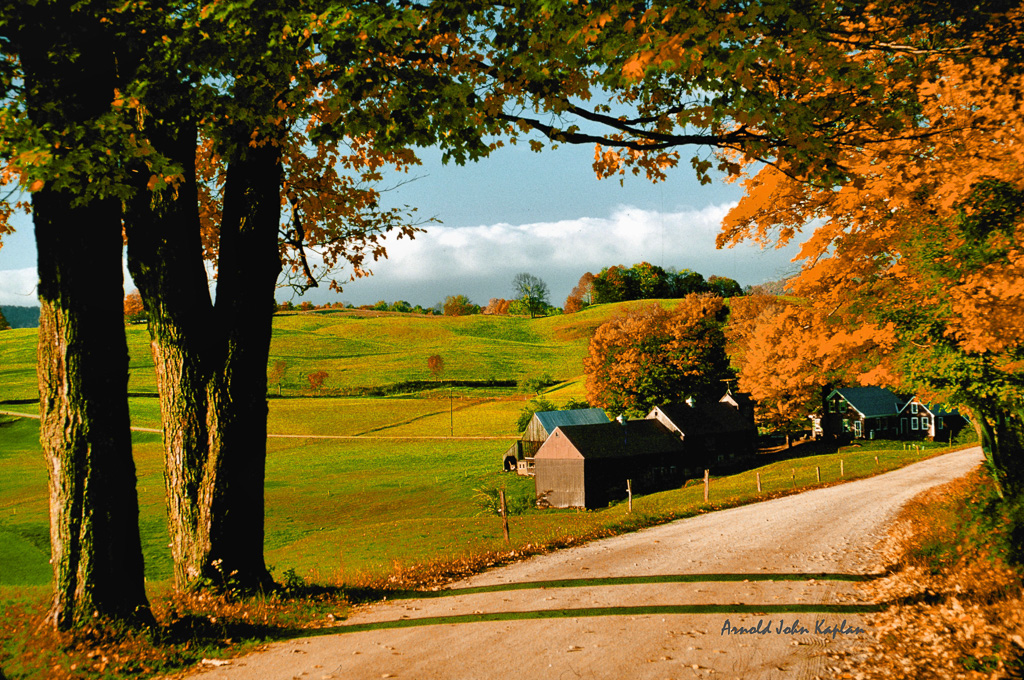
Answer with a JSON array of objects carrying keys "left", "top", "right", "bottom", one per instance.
[
  {"left": 534, "top": 408, "right": 610, "bottom": 434},
  {"left": 900, "top": 397, "right": 961, "bottom": 418},
  {"left": 538, "top": 420, "right": 685, "bottom": 460},
  {"left": 829, "top": 386, "right": 904, "bottom": 418},
  {"left": 650, "top": 402, "right": 757, "bottom": 436}
]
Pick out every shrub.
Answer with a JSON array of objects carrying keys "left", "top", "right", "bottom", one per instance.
[{"left": 517, "top": 397, "right": 556, "bottom": 431}]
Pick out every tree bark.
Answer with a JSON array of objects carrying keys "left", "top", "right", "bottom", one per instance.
[
  {"left": 202, "top": 139, "right": 282, "bottom": 589},
  {"left": 19, "top": 8, "right": 152, "bottom": 630},
  {"left": 125, "top": 111, "right": 219, "bottom": 587},
  {"left": 125, "top": 126, "right": 280, "bottom": 591},
  {"left": 35, "top": 190, "right": 152, "bottom": 629}
]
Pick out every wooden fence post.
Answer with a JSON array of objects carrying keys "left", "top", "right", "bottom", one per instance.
[
  {"left": 627, "top": 479, "right": 633, "bottom": 514},
  {"left": 875, "top": 455, "right": 879, "bottom": 467},
  {"left": 840, "top": 460, "right": 845, "bottom": 477},
  {"left": 756, "top": 472, "right": 762, "bottom": 493},
  {"left": 816, "top": 466, "right": 821, "bottom": 483},
  {"left": 703, "top": 469, "right": 710, "bottom": 503},
  {"left": 499, "top": 489, "right": 510, "bottom": 543},
  {"left": 791, "top": 468, "right": 795, "bottom": 487}
]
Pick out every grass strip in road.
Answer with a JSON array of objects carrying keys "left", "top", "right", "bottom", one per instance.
[
  {"left": 356, "top": 571, "right": 883, "bottom": 602},
  {"left": 322, "top": 603, "right": 885, "bottom": 636}
]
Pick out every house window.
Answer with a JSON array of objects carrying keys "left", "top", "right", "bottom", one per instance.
[
  {"left": 842, "top": 418, "right": 851, "bottom": 432},
  {"left": 910, "top": 402, "right": 919, "bottom": 414},
  {"left": 911, "top": 416, "right": 919, "bottom": 430},
  {"left": 938, "top": 417, "right": 944, "bottom": 430},
  {"left": 920, "top": 415, "right": 930, "bottom": 430},
  {"left": 854, "top": 421, "right": 863, "bottom": 437}
]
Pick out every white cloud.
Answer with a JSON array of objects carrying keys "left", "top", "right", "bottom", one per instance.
[
  {"left": 0, "top": 268, "right": 38, "bottom": 306},
  {"left": 364, "top": 203, "right": 739, "bottom": 281},
  {"left": 307, "top": 203, "right": 806, "bottom": 307}
]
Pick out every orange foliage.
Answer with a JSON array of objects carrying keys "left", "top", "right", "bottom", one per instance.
[
  {"left": 584, "top": 295, "right": 730, "bottom": 415},
  {"left": 483, "top": 298, "right": 513, "bottom": 315},
  {"left": 727, "top": 297, "right": 898, "bottom": 431},
  {"left": 306, "top": 370, "right": 328, "bottom": 395},
  {"left": 123, "top": 289, "right": 144, "bottom": 317},
  {"left": 427, "top": 354, "right": 444, "bottom": 379},
  {"left": 720, "top": 51, "right": 1024, "bottom": 430},
  {"left": 194, "top": 93, "right": 426, "bottom": 294}
]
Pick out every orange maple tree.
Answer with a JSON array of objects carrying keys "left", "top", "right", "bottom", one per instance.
[
  {"left": 306, "top": 370, "right": 329, "bottom": 395},
  {"left": 584, "top": 294, "right": 732, "bottom": 416},
  {"left": 427, "top": 354, "right": 445, "bottom": 379},
  {"left": 123, "top": 289, "right": 145, "bottom": 324},
  {"left": 720, "top": 51, "right": 1024, "bottom": 492}
]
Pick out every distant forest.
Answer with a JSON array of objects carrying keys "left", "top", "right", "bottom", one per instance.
[{"left": 0, "top": 306, "right": 40, "bottom": 329}]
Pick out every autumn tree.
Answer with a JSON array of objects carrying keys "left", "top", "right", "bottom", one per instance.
[
  {"left": 0, "top": 308, "right": 9, "bottom": 331},
  {"left": 307, "top": 370, "right": 329, "bottom": 395},
  {"left": 427, "top": 354, "right": 445, "bottom": 380},
  {"left": 267, "top": 360, "right": 288, "bottom": 396},
  {"left": 512, "top": 272, "right": 550, "bottom": 318},
  {"left": 443, "top": 295, "right": 479, "bottom": 316},
  {"left": 123, "top": 289, "right": 146, "bottom": 325},
  {"left": 584, "top": 295, "right": 732, "bottom": 416},
  {"left": 714, "top": 38, "right": 1024, "bottom": 494},
  {"left": 483, "top": 298, "right": 513, "bottom": 315},
  {"left": 563, "top": 294, "right": 585, "bottom": 315},
  {"left": 564, "top": 272, "right": 596, "bottom": 314},
  {"left": 726, "top": 295, "right": 890, "bottom": 434},
  {"left": 576, "top": 272, "right": 596, "bottom": 305}
]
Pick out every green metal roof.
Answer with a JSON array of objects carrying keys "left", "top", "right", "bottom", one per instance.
[
  {"left": 534, "top": 408, "right": 610, "bottom": 434},
  {"left": 830, "top": 387, "right": 904, "bottom": 418},
  {"left": 546, "top": 420, "right": 685, "bottom": 459}
]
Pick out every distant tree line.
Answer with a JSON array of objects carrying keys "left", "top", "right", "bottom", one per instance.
[
  {"left": 564, "top": 263, "right": 743, "bottom": 313},
  {"left": 0, "top": 305, "right": 40, "bottom": 329},
  {"left": 275, "top": 299, "right": 442, "bottom": 315},
  {"left": 264, "top": 266, "right": 753, "bottom": 321}
]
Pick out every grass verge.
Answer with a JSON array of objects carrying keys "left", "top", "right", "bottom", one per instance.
[
  {"left": 831, "top": 469, "right": 1024, "bottom": 679},
  {"left": 0, "top": 442, "right": 976, "bottom": 679}
]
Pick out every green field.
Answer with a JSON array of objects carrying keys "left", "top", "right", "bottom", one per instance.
[{"left": 0, "top": 305, "right": 963, "bottom": 592}]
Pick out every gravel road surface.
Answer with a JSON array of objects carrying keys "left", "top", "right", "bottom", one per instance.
[{"left": 182, "top": 446, "right": 983, "bottom": 680}]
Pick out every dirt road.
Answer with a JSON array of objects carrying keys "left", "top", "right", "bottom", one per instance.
[{"left": 183, "top": 447, "right": 983, "bottom": 680}]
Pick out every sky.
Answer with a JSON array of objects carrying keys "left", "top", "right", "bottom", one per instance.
[{"left": 0, "top": 140, "right": 807, "bottom": 309}]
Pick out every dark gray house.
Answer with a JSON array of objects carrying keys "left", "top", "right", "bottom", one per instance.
[
  {"left": 810, "top": 386, "right": 905, "bottom": 440},
  {"left": 503, "top": 407, "right": 610, "bottom": 474},
  {"left": 898, "top": 396, "right": 968, "bottom": 442},
  {"left": 533, "top": 419, "right": 686, "bottom": 509},
  {"left": 646, "top": 400, "right": 758, "bottom": 473}
]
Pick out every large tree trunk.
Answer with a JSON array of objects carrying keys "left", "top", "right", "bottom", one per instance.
[
  {"left": 201, "top": 139, "right": 283, "bottom": 589},
  {"left": 35, "top": 191, "right": 152, "bottom": 629},
  {"left": 125, "top": 113, "right": 220, "bottom": 588},
  {"left": 19, "top": 8, "right": 152, "bottom": 630},
  {"left": 125, "top": 127, "right": 280, "bottom": 591}
]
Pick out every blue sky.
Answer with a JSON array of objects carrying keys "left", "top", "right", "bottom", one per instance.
[{"left": 0, "top": 141, "right": 805, "bottom": 309}]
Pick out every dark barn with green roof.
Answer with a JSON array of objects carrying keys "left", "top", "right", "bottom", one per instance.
[
  {"left": 533, "top": 420, "right": 686, "bottom": 508},
  {"left": 503, "top": 407, "right": 610, "bottom": 473},
  {"left": 815, "top": 386, "right": 905, "bottom": 440}
]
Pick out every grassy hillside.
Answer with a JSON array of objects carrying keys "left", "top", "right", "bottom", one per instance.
[
  {"left": 0, "top": 303, "right": 641, "bottom": 589},
  {"left": 3, "top": 299, "right": 956, "bottom": 592},
  {"left": 0, "top": 303, "right": 661, "bottom": 406}
]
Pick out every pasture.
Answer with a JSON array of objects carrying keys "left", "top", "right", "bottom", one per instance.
[{"left": 0, "top": 304, "right": 960, "bottom": 593}]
